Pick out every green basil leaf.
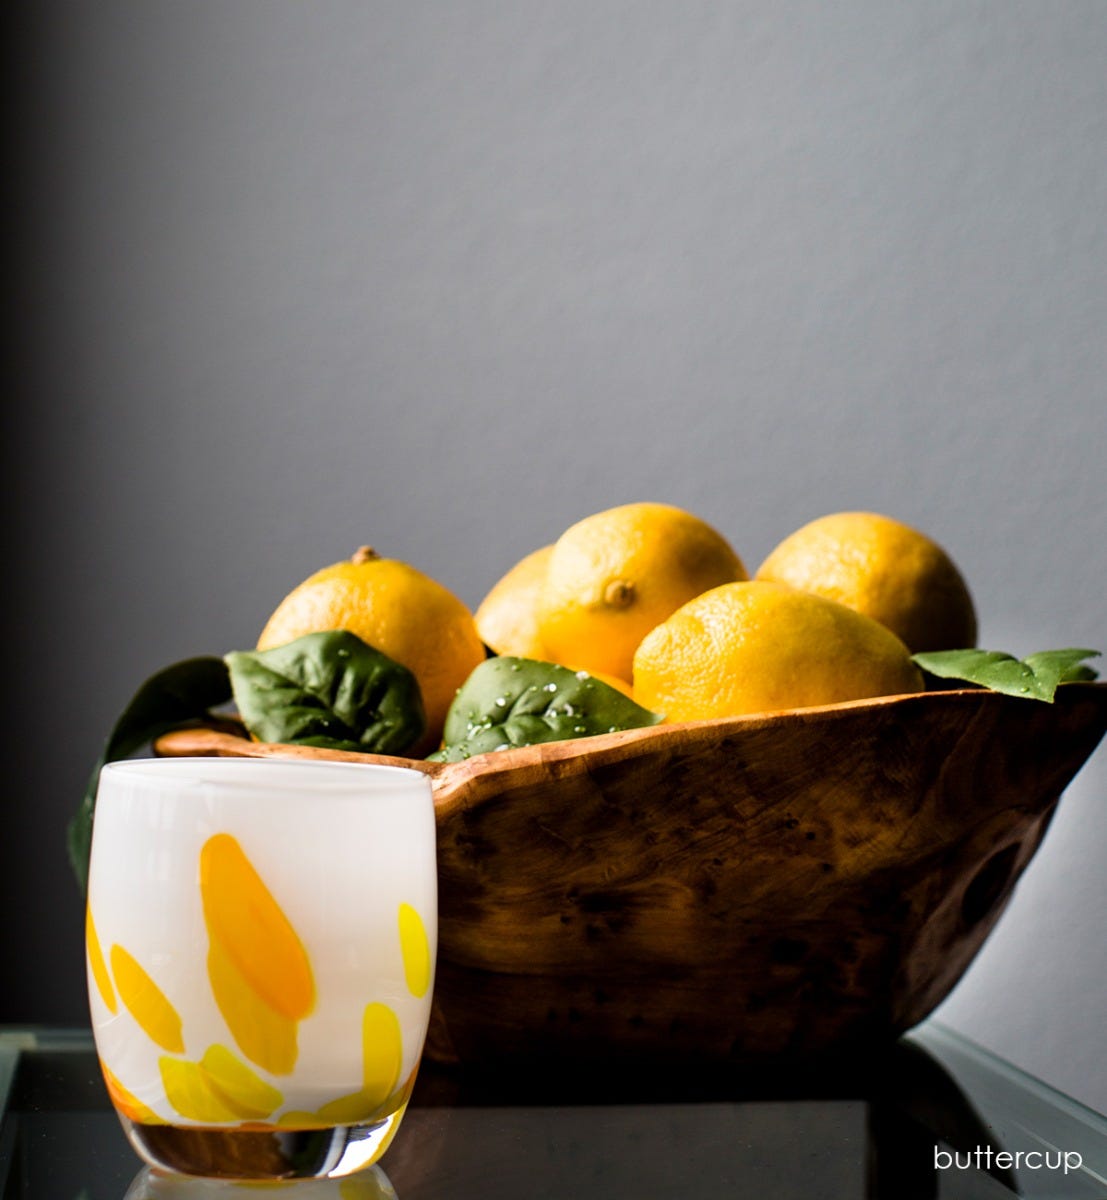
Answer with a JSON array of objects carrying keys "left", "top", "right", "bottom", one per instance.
[
  {"left": 1023, "top": 648, "right": 1101, "bottom": 690},
  {"left": 911, "top": 647, "right": 1100, "bottom": 703},
  {"left": 429, "top": 656, "right": 662, "bottom": 762},
  {"left": 68, "top": 657, "right": 232, "bottom": 895},
  {"left": 225, "top": 631, "right": 425, "bottom": 756},
  {"left": 1058, "top": 663, "right": 1100, "bottom": 684}
]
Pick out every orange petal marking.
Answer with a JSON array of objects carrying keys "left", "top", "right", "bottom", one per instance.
[
  {"left": 100, "top": 1060, "right": 165, "bottom": 1125},
  {"left": 110, "top": 944, "right": 184, "bottom": 1054},
  {"left": 86, "top": 908, "right": 117, "bottom": 1014},
  {"left": 206, "top": 936, "right": 300, "bottom": 1076},
  {"left": 200, "top": 834, "right": 315, "bottom": 1021}
]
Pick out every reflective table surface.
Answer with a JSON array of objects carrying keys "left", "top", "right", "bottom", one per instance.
[{"left": 2, "top": 1022, "right": 1105, "bottom": 1199}]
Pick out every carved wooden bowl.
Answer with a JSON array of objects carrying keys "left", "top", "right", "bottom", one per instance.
[{"left": 157, "top": 685, "right": 1107, "bottom": 1078}]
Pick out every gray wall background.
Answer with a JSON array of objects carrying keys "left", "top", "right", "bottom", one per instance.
[{"left": 8, "top": 1, "right": 1106, "bottom": 1109}]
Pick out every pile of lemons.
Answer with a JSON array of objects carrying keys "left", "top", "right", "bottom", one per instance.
[{"left": 258, "top": 503, "right": 977, "bottom": 748}]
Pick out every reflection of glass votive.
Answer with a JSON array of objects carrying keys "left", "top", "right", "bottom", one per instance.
[
  {"left": 123, "top": 1163, "right": 397, "bottom": 1198},
  {"left": 87, "top": 758, "right": 436, "bottom": 1180}
]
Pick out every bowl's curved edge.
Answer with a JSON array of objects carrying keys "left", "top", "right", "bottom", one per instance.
[
  {"left": 155, "top": 685, "right": 1107, "bottom": 828},
  {"left": 153, "top": 726, "right": 443, "bottom": 775},
  {"left": 430, "top": 683, "right": 1107, "bottom": 818}
]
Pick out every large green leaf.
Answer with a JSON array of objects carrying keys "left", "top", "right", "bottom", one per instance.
[
  {"left": 68, "top": 657, "right": 232, "bottom": 894},
  {"left": 911, "top": 647, "right": 1100, "bottom": 702},
  {"left": 429, "top": 656, "right": 662, "bottom": 762},
  {"left": 225, "top": 631, "right": 425, "bottom": 755}
]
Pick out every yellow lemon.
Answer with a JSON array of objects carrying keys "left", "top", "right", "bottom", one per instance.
[
  {"left": 474, "top": 545, "right": 553, "bottom": 658},
  {"left": 258, "top": 546, "right": 486, "bottom": 748},
  {"left": 633, "top": 580, "right": 924, "bottom": 721},
  {"left": 538, "top": 503, "right": 747, "bottom": 682},
  {"left": 755, "top": 512, "right": 976, "bottom": 653}
]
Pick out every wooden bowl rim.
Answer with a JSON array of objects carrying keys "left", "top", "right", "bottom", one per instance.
[{"left": 154, "top": 683, "right": 1107, "bottom": 816}]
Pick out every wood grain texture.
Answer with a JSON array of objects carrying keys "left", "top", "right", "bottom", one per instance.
[{"left": 156, "top": 685, "right": 1107, "bottom": 1074}]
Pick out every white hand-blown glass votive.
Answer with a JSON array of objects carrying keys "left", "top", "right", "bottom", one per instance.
[{"left": 86, "top": 757, "right": 436, "bottom": 1180}]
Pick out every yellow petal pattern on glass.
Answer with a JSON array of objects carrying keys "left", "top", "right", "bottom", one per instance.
[
  {"left": 278, "top": 1066, "right": 417, "bottom": 1131},
  {"left": 360, "top": 1001, "right": 403, "bottom": 1106},
  {"left": 398, "top": 903, "right": 431, "bottom": 998},
  {"left": 199, "top": 1044, "right": 283, "bottom": 1119},
  {"left": 275, "top": 1005, "right": 409, "bottom": 1129},
  {"left": 206, "top": 937, "right": 299, "bottom": 1076},
  {"left": 86, "top": 908, "right": 117, "bottom": 1014},
  {"left": 316, "top": 1002, "right": 404, "bottom": 1123},
  {"left": 159, "top": 1048, "right": 283, "bottom": 1125},
  {"left": 160, "top": 1057, "right": 242, "bottom": 1124},
  {"left": 276, "top": 1109, "right": 333, "bottom": 1129},
  {"left": 99, "top": 836, "right": 426, "bottom": 1135},
  {"left": 314, "top": 1090, "right": 386, "bottom": 1126},
  {"left": 111, "top": 944, "right": 184, "bottom": 1054},
  {"left": 200, "top": 834, "right": 315, "bottom": 1020}
]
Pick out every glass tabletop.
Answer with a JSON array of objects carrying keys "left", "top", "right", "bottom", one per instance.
[{"left": 2, "top": 1022, "right": 1105, "bottom": 1199}]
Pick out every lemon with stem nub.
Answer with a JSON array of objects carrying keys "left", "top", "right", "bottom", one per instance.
[
  {"left": 537, "top": 503, "right": 747, "bottom": 683},
  {"left": 258, "top": 546, "right": 485, "bottom": 750}
]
